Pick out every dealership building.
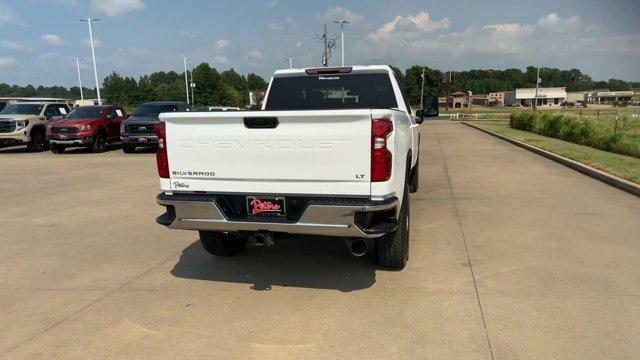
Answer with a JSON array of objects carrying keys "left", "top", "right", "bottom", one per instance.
[
  {"left": 505, "top": 87, "right": 567, "bottom": 107},
  {"left": 586, "top": 91, "right": 634, "bottom": 104}
]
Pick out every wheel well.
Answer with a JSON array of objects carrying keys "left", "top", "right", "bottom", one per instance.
[
  {"left": 30, "top": 125, "right": 45, "bottom": 135},
  {"left": 405, "top": 150, "right": 412, "bottom": 185}
]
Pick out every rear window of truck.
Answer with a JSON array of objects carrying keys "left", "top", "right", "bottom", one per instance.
[{"left": 265, "top": 73, "right": 398, "bottom": 110}]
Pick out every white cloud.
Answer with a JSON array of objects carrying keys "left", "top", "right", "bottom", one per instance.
[
  {"left": 325, "top": 6, "right": 364, "bottom": 24},
  {"left": 580, "top": 34, "right": 640, "bottom": 53},
  {"left": 180, "top": 29, "right": 194, "bottom": 37},
  {"left": 368, "top": 11, "right": 450, "bottom": 41},
  {"left": 265, "top": 0, "right": 277, "bottom": 8},
  {"left": 41, "top": 33, "right": 64, "bottom": 46},
  {"left": 0, "top": 57, "right": 18, "bottom": 67},
  {"left": 1, "top": 39, "right": 30, "bottom": 52},
  {"left": 0, "top": 3, "right": 26, "bottom": 26},
  {"left": 295, "top": 41, "right": 302, "bottom": 47},
  {"left": 537, "top": 13, "right": 581, "bottom": 33},
  {"left": 40, "top": 51, "right": 60, "bottom": 59},
  {"left": 214, "top": 55, "right": 229, "bottom": 65},
  {"left": 266, "top": 22, "right": 283, "bottom": 31},
  {"left": 215, "top": 39, "right": 229, "bottom": 50},
  {"left": 90, "top": 0, "right": 145, "bottom": 17},
  {"left": 244, "top": 50, "right": 263, "bottom": 61}
]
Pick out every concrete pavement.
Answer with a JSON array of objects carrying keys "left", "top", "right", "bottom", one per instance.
[{"left": 1, "top": 121, "right": 639, "bottom": 359}]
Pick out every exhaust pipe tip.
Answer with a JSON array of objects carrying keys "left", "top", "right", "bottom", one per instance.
[{"left": 348, "top": 239, "right": 368, "bottom": 257}]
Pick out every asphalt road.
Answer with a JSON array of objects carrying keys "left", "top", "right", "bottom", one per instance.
[{"left": 1, "top": 121, "right": 639, "bottom": 359}]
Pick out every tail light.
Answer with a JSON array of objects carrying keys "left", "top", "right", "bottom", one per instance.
[
  {"left": 155, "top": 121, "right": 169, "bottom": 178},
  {"left": 371, "top": 118, "right": 393, "bottom": 182}
]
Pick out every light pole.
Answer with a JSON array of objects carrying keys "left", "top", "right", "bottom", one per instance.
[
  {"left": 420, "top": 62, "right": 426, "bottom": 109},
  {"left": 73, "top": 57, "right": 85, "bottom": 101},
  {"left": 80, "top": 18, "right": 101, "bottom": 105},
  {"left": 334, "top": 19, "right": 350, "bottom": 66},
  {"left": 286, "top": 57, "right": 294, "bottom": 69},
  {"left": 182, "top": 57, "right": 190, "bottom": 105},
  {"left": 190, "top": 67, "right": 195, "bottom": 106}
]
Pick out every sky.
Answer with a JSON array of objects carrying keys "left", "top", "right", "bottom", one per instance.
[{"left": 1, "top": 0, "right": 639, "bottom": 88}]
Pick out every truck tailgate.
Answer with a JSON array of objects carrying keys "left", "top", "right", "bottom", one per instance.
[{"left": 161, "top": 110, "right": 372, "bottom": 195}]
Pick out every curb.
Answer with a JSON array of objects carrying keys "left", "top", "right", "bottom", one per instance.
[{"left": 462, "top": 121, "right": 640, "bottom": 198}]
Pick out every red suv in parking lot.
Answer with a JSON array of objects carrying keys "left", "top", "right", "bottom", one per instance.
[{"left": 47, "top": 105, "right": 127, "bottom": 153}]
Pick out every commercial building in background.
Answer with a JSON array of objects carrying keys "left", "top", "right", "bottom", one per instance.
[
  {"left": 566, "top": 92, "right": 588, "bottom": 103},
  {"left": 505, "top": 87, "right": 567, "bottom": 107},
  {"left": 489, "top": 92, "right": 505, "bottom": 106},
  {"left": 73, "top": 99, "right": 100, "bottom": 107},
  {"left": 471, "top": 94, "right": 489, "bottom": 106},
  {"left": 586, "top": 91, "right": 634, "bottom": 104}
]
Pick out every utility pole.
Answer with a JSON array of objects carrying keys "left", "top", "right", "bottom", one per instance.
[
  {"left": 80, "top": 18, "right": 101, "bottom": 105},
  {"left": 334, "top": 18, "right": 350, "bottom": 66},
  {"left": 534, "top": 66, "right": 540, "bottom": 110},
  {"left": 323, "top": 23, "right": 328, "bottom": 66},
  {"left": 73, "top": 58, "right": 85, "bottom": 101},
  {"left": 315, "top": 23, "right": 336, "bottom": 67},
  {"left": 286, "top": 57, "right": 294, "bottom": 69},
  {"left": 182, "top": 57, "right": 190, "bottom": 105},
  {"left": 420, "top": 62, "right": 426, "bottom": 108}
]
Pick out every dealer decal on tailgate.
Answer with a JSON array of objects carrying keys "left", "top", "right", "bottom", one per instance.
[{"left": 247, "top": 197, "right": 285, "bottom": 216}]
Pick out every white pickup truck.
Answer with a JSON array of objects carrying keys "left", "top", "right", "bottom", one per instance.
[{"left": 155, "top": 65, "right": 438, "bottom": 269}]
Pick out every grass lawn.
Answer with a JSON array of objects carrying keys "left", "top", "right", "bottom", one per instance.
[{"left": 469, "top": 120, "right": 640, "bottom": 184}]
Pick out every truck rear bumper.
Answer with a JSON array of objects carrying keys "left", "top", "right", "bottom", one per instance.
[{"left": 156, "top": 193, "right": 398, "bottom": 238}]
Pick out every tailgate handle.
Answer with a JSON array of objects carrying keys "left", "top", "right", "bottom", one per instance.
[{"left": 244, "top": 117, "right": 279, "bottom": 129}]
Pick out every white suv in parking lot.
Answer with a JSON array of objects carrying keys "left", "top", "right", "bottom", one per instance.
[{"left": 0, "top": 101, "right": 70, "bottom": 151}]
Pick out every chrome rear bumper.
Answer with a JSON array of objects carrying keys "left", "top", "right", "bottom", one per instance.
[{"left": 156, "top": 193, "right": 398, "bottom": 238}]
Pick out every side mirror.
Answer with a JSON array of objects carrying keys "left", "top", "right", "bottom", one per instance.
[
  {"left": 414, "top": 110, "right": 424, "bottom": 124},
  {"left": 106, "top": 114, "right": 114, "bottom": 120},
  {"left": 421, "top": 95, "right": 439, "bottom": 119}
]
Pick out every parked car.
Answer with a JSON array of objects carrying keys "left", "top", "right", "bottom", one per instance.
[
  {"left": 47, "top": 105, "right": 127, "bottom": 153},
  {"left": 120, "top": 101, "right": 189, "bottom": 153},
  {"left": 155, "top": 65, "right": 438, "bottom": 269},
  {"left": 0, "top": 101, "right": 70, "bottom": 151}
]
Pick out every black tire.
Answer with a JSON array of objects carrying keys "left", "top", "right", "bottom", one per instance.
[
  {"left": 199, "top": 231, "right": 248, "bottom": 256},
  {"left": 50, "top": 144, "right": 65, "bottom": 154},
  {"left": 27, "top": 130, "right": 48, "bottom": 152},
  {"left": 91, "top": 132, "right": 107, "bottom": 153},
  {"left": 409, "top": 160, "right": 419, "bottom": 193},
  {"left": 376, "top": 185, "right": 410, "bottom": 269},
  {"left": 122, "top": 144, "right": 136, "bottom": 153}
]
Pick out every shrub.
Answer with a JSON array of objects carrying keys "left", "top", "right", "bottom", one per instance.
[
  {"left": 509, "top": 112, "right": 535, "bottom": 131},
  {"left": 537, "top": 113, "right": 564, "bottom": 138}
]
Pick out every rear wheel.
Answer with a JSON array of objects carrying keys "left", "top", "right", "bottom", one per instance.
[
  {"left": 50, "top": 144, "right": 65, "bottom": 154},
  {"left": 91, "top": 132, "right": 107, "bottom": 153},
  {"left": 27, "top": 130, "right": 47, "bottom": 152},
  {"left": 376, "top": 185, "right": 410, "bottom": 269},
  {"left": 122, "top": 144, "right": 136, "bottom": 153},
  {"left": 199, "top": 231, "right": 248, "bottom": 256}
]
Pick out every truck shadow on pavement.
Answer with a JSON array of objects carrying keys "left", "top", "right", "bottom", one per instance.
[{"left": 170, "top": 235, "right": 378, "bottom": 292}]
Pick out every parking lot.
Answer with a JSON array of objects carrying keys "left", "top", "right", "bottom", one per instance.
[{"left": 1, "top": 120, "right": 639, "bottom": 359}]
